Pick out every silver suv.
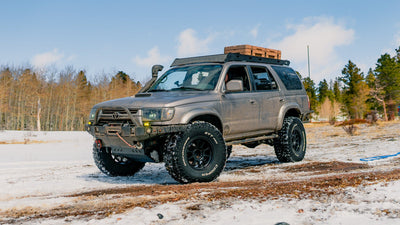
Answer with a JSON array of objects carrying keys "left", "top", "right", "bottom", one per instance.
[{"left": 86, "top": 53, "right": 311, "bottom": 183}]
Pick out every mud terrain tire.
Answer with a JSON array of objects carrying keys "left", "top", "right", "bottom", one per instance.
[
  {"left": 164, "top": 122, "right": 227, "bottom": 183},
  {"left": 93, "top": 146, "right": 145, "bottom": 176},
  {"left": 274, "top": 117, "right": 306, "bottom": 162}
]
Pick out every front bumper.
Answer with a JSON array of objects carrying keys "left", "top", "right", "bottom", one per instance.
[
  {"left": 86, "top": 124, "right": 188, "bottom": 162},
  {"left": 86, "top": 124, "right": 187, "bottom": 141}
]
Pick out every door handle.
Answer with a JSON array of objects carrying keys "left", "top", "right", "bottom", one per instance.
[
  {"left": 280, "top": 98, "right": 285, "bottom": 102},
  {"left": 249, "top": 100, "right": 256, "bottom": 104}
]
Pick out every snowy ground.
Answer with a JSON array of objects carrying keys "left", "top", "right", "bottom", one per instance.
[{"left": 1, "top": 122, "right": 400, "bottom": 225}]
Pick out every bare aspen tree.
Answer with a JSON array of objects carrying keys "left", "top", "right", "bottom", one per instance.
[{"left": 37, "top": 98, "right": 41, "bottom": 131}]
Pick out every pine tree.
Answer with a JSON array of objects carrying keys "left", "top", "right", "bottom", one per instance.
[
  {"left": 365, "top": 68, "right": 385, "bottom": 119},
  {"left": 317, "top": 79, "right": 329, "bottom": 104},
  {"left": 374, "top": 53, "right": 400, "bottom": 120},
  {"left": 332, "top": 78, "right": 341, "bottom": 102},
  {"left": 340, "top": 60, "right": 369, "bottom": 119},
  {"left": 302, "top": 77, "right": 317, "bottom": 112}
]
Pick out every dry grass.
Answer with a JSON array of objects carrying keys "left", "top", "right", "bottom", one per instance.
[
  {"left": 281, "top": 161, "right": 370, "bottom": 174},
  {"left": 0, "top": 140, "right": 60, "bottom": 145},
  {"left": 305, "top": 120, "right": 400, "bottom": 142},
  {"left": 303, "top": 122, "right": 330, "bottom": 128}
]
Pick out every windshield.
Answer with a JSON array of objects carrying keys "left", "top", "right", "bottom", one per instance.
[{"left": 148, "top": 65, "right": 222, "bottom": 92}]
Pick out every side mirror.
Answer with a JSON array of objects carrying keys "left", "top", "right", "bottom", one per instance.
[
  {"left": 152, "top": 65, "right": 164, "bottom": 78},
  {"left": 226, "top": 80, "right": 243, "bottom": 92}
]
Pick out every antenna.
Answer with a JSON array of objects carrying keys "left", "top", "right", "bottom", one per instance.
[{"left": 307, "top": 45, "right": 311, "bottom": 78}]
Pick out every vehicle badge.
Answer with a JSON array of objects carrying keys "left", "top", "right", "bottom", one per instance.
[{"left": 112, "top": 112, "right": 120, "bottom": 119}]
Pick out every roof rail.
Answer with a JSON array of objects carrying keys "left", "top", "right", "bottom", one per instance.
[{"left": 170, "top": 53, "right": 290, "bottom": 67}]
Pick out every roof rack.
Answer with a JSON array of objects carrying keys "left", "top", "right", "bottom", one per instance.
[{"left": 170, "top": 53, "right": 290, "bottom": 67}]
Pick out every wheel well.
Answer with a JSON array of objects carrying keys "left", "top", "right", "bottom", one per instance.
[
  {"left": 285, "top": 108, "right": 301, "bottom": 118},
  {"left": 190, "top": 115, "right": 223, "bottom": 132}
]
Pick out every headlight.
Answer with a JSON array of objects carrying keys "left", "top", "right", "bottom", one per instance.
[
  {"left": 89, "top": 108, "right": 97, "bottom": 121},
  {"left": 141, "top": 108, "right": 175, "bottom": 121}
]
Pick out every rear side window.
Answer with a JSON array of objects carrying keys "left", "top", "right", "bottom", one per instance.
[
  {"left": 271, "top": 66, "right": 302, "bottom": 90},
  {"left": 250, "top": 66, "right": 278, "bottom": 91}
]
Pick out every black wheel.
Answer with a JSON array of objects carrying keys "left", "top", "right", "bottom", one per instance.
[
  {"left": 164, "top": 122, "right": 227, "bottom": 183},
  {"left": 226, "top": 145, "right": 233, "bottom": 158},
  {"left": 274, "top": 117, "right": 306, "bottom": 162},
  {"left": 93, "top": 145, "right": 145, "bottom": 176}
]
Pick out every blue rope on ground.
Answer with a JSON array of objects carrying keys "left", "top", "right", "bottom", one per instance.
[{"left": 360, "top": 152, "right": 400, "bottom": 162}]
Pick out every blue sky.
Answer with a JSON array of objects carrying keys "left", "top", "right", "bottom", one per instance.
[{"left": 1, "top": 0, "right": 400, "bottom": 84}]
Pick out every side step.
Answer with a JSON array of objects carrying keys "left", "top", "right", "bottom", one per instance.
[{"left": 225, "top": 134, "right": 278, "bottom": 146}]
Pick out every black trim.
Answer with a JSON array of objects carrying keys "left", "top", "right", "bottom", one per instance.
[{"left": 171, "top": 53, "right": 290, "bottom": 67}]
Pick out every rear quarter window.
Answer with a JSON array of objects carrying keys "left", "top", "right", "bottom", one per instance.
[{"left": 271, "top": 66, "right": 303, "bottom": 90}]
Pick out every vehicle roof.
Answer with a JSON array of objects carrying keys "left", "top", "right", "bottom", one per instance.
[{"left": 171, "top": 53, "right": 290, "bottom": 67}]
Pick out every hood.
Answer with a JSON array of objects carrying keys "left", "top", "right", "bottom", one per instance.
[{"left": 94, "top": 91, "right": 219, "bottom": 109}]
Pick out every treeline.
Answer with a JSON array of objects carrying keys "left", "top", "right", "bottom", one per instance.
[
  {"left": 1, "top": 47, "right": 400, "bottom": 131},
  {"left": 0, "top": 67, "right": 142, "bottom": 131},
  {"left": 302, "top": 47, "right": 400, "bottom": 122}
]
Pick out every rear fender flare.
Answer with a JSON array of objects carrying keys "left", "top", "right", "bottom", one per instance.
[{"left": 276, "top": 103, "right": 301, "bottom": 130}]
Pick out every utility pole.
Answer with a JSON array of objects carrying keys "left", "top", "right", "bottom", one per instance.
[{"left": 307, "top": 45, "right": 311, "bottom": 78}]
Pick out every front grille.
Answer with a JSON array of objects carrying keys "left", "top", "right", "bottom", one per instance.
[
  {"left": 97, "top": 108, "right": 139, "bottom": 126},
  {"left": 102, "top": 108, "right": 126, "bottom": 115},
  {"left": 129, "top": 109, "right": 139, "bottom": 115}
]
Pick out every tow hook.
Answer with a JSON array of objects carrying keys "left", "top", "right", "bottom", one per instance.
[{"left": 95, "top": 139, "right": 102, "bottom": 149}]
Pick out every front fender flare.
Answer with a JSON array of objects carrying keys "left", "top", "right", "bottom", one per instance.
[{"left": 179, "top": 108, "right": 222, "bottom": 125}]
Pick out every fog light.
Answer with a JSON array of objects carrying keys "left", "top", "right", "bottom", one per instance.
[
  {"left": 146, "top": 127, "right": 152, "bottom": 134},
  {"left": 143, "top": 121, "right": 150, "bottom": 127}
]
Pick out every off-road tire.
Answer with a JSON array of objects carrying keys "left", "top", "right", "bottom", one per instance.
[
  {"left": 274, "top": 117, "right": 306, "bottom": 162},
  {"left": 164, "top": 122, "right": 227, "bottom": 183},
  {"left": 93, "top": 145, "right": 145, "bottom": 176}
]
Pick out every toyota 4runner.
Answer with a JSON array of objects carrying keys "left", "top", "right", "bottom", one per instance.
[{"left": 86, "top": 53, "right": 312, "bottom": 183}]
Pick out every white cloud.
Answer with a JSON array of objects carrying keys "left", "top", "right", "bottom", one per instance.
[
  {"left": 385, "top": 30, "right": 400, "bottom": 57},
  {"left": 269, "top": 17, "right": 354, "bottom": 82},
  {"left": 31, "top": 49, "right": 64, "bottom": 68},
  {"left": 381, "top": 48, "right": 395, "bottom": 57},
  {"left": 66, "top": 54, "right": 77, "bottom": 62},
  {"left": 177, "top": 28, "right": 213, "bottom": 57},
  {"left": 378, "top": 31, "right": 400, "bottom": 57},
  {"left": 133, "top": 46, "right": 170, "bottom": 67},
  {"left": 250, "top": 24, "right": 260, "bottom": 38}
]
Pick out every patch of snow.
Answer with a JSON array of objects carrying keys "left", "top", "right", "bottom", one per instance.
[{"left": 1, "top": 123, "right": 400, "bottom": 224}]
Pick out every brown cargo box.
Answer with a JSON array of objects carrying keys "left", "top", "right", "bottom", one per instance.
[{"left": 224, "top": 45, "right": 281, "bottom": 59}]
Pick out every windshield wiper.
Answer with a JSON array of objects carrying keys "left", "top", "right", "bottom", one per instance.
[{"left": 171, "top": 86, "right": 203, "bottom": 91}]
